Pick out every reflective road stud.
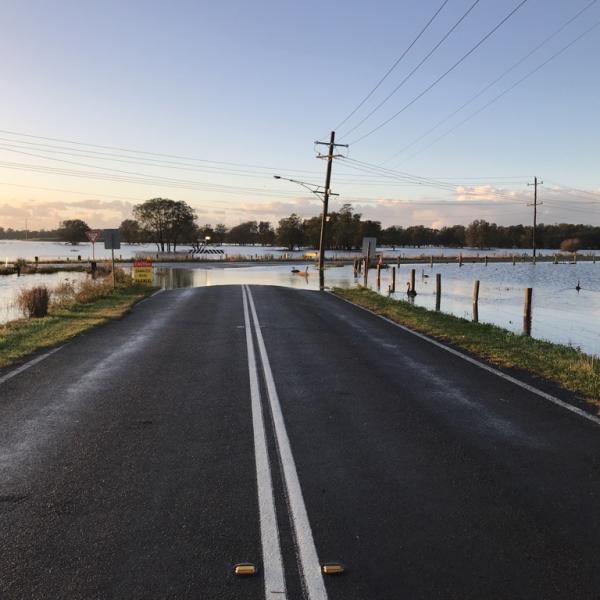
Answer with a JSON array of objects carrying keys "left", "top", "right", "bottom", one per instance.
[
  {"left": 321, "top": 563, "right": 345, "bottom": 575},
  {"left": 234, "top": 563, "right": 258, "bottom": 576}
]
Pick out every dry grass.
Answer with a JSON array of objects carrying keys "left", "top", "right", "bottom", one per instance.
[{"left": 16, "top": 286, "right": 50, "bottom": 318}]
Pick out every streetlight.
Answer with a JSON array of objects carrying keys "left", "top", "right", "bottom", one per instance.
[{"left": 273, "top": 175, "right": 338, "bottom": 288}]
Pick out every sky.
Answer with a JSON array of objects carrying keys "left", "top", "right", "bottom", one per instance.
[{"left": 0, "top": 0, "right": 599, "bottom": 231}]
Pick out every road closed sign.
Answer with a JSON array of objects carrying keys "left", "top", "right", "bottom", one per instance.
[{"left": 133, "top": 260, "right": 153, "bottom": 284}]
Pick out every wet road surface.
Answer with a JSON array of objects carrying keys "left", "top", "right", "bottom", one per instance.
[{"left": 1, "top": 285, "right": 600, "bottom": 599}]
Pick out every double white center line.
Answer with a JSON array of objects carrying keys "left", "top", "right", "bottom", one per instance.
[{"left": 242, "top": 285, "right": 329, "bottom": 600}]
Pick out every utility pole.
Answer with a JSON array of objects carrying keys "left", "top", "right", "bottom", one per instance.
[
  {"left": 527, "top": 176, "right": 543, "bottom": 261},
  {"left": 314, "top": 131, "right": 348, "bottom": 290}
]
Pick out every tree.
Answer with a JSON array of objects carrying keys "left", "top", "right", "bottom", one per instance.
[
  {"left": 213, "top": 224, "right": 228, "bottom": 244},
  {"left": 560, "top": 238, "right": 581, "bottom": 253},
  {"left": 302, "top": 216, "right": 322, "bottom": 248},
  {"left": 133, "top": 198, "right": 196, "bottom": 252},
  {"left": 227, "top": 221, "right": 258, "bottom": 245},
  {"left": 331, "top": 204, "right": 361, "bottom": 250},
  {"left": 276, "top": 214, "right": 304, "bottom": 250},
  {"left": 258, "top": 221, "right": 276, "bottom": 246},
  {"left": 59, "top": 219, "right": 90, "bottom": 244},
  {"left": 119, "top": 219, "right": 141, "bottom": 244}
]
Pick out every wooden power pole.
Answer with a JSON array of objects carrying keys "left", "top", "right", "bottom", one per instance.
[{"left": 528, "top": 176, "right": 543, "bottom": 261}]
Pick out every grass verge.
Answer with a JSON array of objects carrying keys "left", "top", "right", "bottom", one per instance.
[
  {"left": 333, "top": 287, "right": 600, "bottom": 409},
  {"left": 0, "top": 284, "right": 155, "bottom": 368}
]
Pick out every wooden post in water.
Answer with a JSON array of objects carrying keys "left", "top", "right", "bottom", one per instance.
[
  {"left": 472, "top": 280, "right": 480, "bottom": 323},
  {"left": 459, "top": 253, "right": 463, "bottom": 267},
  {"left": 484, "top": 256, "right": 488, "bottom": 266},
  {"left": 430, "top": 255, "right": 434, "bottom": 268},
  {"left": 410, "top": 268, "right": 416, "bottom": 293},
  {"left": 391, "top": 267, "right": 396, "bottom": 293},
  {"left": 397, "top": 256, "right": 400, "bottom": 267},
  {"left": 523, "top": 288, "right": 532, "bottom": 336},
  {"left": 376, "top": 264, "right": 381, "bottom": 289},
  {"left": 512, "top": 254, "right": 515, "bottom": 266},
  {"left": 435, "top": 273, "right": 441, "bottom": 312}
]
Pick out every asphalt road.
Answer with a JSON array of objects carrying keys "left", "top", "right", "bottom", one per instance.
[{"left": 2, "top": 284, "right": 600, "bottom": 599}]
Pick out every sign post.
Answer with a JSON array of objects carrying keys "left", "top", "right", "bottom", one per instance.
[
  {"left": 85, "top": 229, "right": 101, "bottom": 261},
  {"left": 103, "top": 229, "right": 121, "bottom": 289}
]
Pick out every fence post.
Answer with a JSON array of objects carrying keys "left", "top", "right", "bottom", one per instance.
[
  {"left": 484, "top": 256, "right": 488, "bottom": 266},
  {"left": 410, "top": 268, "right": 416, "bottom": 293},
  {"left": 391, "top": 267, "right": 396, "bottom": 293},
  {"left": 472, "top": 280, "right": 480, "bottom": 323},
  {"left": 363, "top": 257, "right": 368, "bottom": 286},
  {"left": 430, "top": 255, "right": 434, "bottom": 268},
  {"left": 459, "top": 253, "right": 463, "bottom": 267},
  {"left": 376, "top": 264, "right": 381, "bottom": 289},
  {"left": 523, "top": 288, "right": 532, "bottom": 336},
  {"left": 435, "top": 273, "right": 441, "bottom": 312}
]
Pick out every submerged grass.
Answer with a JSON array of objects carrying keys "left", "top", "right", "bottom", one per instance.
[
  {"left": 0, "top": 283, "right": 154, "bottom": 368},
  {"left": 333, "top": 287, "right": 600, "bottom": 409}
]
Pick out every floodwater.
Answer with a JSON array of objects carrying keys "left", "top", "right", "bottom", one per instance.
[
  {"left": 153, "top": 261, "right": 600, "bottom": 356},
  {"left": 1, "top": 253, "right": 598, "bottom": 357},
  {"left": 2, "top": 239, "right": 593, "bottom": 262},
  {"left": 0, "top": 271, "right": 88, "bottom": 324}
]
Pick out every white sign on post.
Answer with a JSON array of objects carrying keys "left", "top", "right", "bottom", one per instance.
[{"left": 362, "top": 237, "right": 377, "bottom": 260}]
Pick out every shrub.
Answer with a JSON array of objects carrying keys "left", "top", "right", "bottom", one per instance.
[
  {"left": 17, "top": 286, "right": 50, "bottom": 318},
  {"left": 112, "top": 267, "right": 131, "bottom": 285},
  {"left": 52, "top": 280, "right": 77, "bottom": 306}
]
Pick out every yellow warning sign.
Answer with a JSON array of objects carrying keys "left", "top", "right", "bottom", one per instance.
[{"left": 133, "top": 260, "right": 153, "bottom": 284}]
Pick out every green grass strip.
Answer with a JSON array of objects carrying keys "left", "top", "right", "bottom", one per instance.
[
  {"left": 0, "top": 285, "right": 155, "bottom": 368},
  {"left": 333, "top": 287, "right": 600, "bottom": 409}
]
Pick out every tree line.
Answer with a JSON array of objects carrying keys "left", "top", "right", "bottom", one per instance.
[{"left": 2, "top": 198, "right": 598, "bottom": 251}]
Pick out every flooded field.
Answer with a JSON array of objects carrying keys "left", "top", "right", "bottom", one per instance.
[{"left": 1, "top": 239, "right": 591, "bottom": 262}]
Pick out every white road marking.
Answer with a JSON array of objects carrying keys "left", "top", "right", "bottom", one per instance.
[
  {"left": 0, "top": 347, "right": 63, "bottom": 386},
  {"left": 330, "top": 292, "right": 600, "bottom": 428},
  {"left": 242, "top": 286, "right": 287, "bottom": 598},
  {"left": 245, "top": 285, "right": 329, "bottom": 600}
]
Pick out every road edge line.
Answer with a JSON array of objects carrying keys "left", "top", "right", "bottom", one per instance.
[
  {"left": 242, "top": 286, "right": 287, "bottom": 598},
  {"left": 246, "top": 285, "right": 329, "bottom": 600},
  {"left": 328, "top": 291, "right": 600, "bottom": 428},
  {"left": 0, "top": 346, "right": 64, "bottom": 386}
]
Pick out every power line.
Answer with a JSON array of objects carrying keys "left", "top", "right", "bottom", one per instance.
[
  {"left": 347, "top": 0, "right": 530, "bottom": 145},
  {"left": 394, "top": 19, "right": 600, "bottom": 165},
  {"left": 0, "top": 128, "right": 323, "bottom": 176},
  {"left": 385, "top": 0, "right": 599, "bottom": 164},
  {"left": 340, "top": 0, "right": 481, "bottom": 139},
  {"left": 340, "top": 157, "right": 525, "bottom": 198},
  {"left": 333, "top": 0, "right": 450, "bottom": 132}
]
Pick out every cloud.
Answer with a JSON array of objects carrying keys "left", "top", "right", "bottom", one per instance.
[{"left": 0, "top": 198, "right": 135, "bottom": 229}]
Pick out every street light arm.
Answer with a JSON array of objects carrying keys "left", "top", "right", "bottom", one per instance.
[{"left": 273, "top": 175, "right": 326, "bottom": 201}]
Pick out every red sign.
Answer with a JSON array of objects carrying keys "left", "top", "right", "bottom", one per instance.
[
  {"left": 133, "top": 260, "right": 152, "bottom": 268},
  {"left": 86, "top": 230, "right": 101, "bottom": 243}
]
